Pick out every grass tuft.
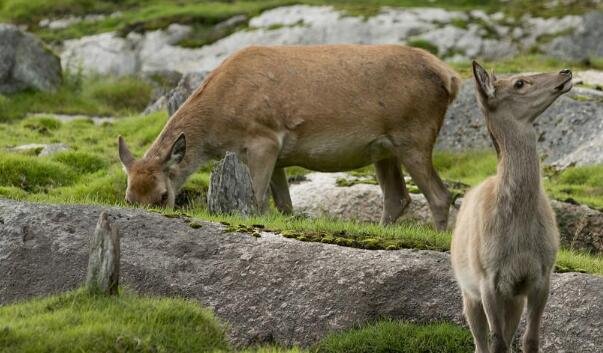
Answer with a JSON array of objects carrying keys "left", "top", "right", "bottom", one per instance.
[
  {"left": 0, "top": 154, "right": 77, "bottom": 192},
  {"left": 314, "top": 320, "right": 473, "bottom": 353},
  {"left": 0, "top": 288, "right": 229, "bottom": 353},
  {"left": 0, "top": 73, "right": 152, "bottom": 122}
]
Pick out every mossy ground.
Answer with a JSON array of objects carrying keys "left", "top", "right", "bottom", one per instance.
[
  {"left": 0, "top": 288, "right": 230, "bottom": 353},
  {"left": 0, "top": 288, "right": 477, "bottom": 353}
]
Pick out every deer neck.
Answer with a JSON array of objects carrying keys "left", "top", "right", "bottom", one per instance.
[
  {"left": 487, "top": 112, "right": 542, "bottom": 215},
  {"left": 145, "top": 110, "right": 208, "bottom": 191}
]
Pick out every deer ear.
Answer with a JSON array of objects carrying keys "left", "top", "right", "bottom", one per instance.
[
  {"left": 165, "top": 133, "right": 186, "bottom": 168},
  {"left": 118, "top": 136, "right": 134, "bottom": 171},
  {"left": 472, "top": 61, "right": 495, "bottom": 100}
]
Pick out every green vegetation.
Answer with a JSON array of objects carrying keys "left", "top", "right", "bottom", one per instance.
[
  {"left": 0, "top": 74, "right": 153, "bottom": 122},
  {"left": 315, "top": 320, "right": 473, "bottom": 353},
  {"left": 0, "top": 287, "right": 481, "bottom": 353},
  {"left": 546, "top": 165, "right": 603, "bottom": 210},
  {"left": 189, "top": 210, "right": 450, "bottom": 251},
  {"left": 0, "top": 288, "right": 229, "bottom": 353}
]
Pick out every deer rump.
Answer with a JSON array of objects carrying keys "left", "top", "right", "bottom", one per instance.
[{"left": 180, "top": 44, "right": 460, "bottom": 171}]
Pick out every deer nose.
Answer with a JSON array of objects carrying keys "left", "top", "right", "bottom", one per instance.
[{"left": 560, "top": 69, "right": 572, "bottom": 76}]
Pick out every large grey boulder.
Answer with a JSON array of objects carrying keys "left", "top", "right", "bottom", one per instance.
[
  {"left": 546, "top": 11, "right": 603, "bottom": 62},
  {"left": 0, "top": 24, "right": 62, "bottom": 93},
  {"left": 438, "top": 80, "right": 603, "bottom": 167},
  {"left": 0, "top": 199, "right": 601, "bottom": 351},
  {"left": 60, "top": 31, "right": 141, "bottom": 76}
]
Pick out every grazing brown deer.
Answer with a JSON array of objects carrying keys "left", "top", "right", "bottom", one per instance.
[
  {"left": 118, "top": 45, "right": 461, "bottom": 230},
  {"left": 451, "top": 61, "right": 571, "bottom": 353}
]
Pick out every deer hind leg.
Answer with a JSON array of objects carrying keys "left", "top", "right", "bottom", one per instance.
[
  {"left": 480, "top": 281, "right": 510, "bottom": 353},
  {"left": 503, "top": 297, "right": 525, "bottom": 351},
  {"left": 398, "top": 149, "right": 451, "bottom": 231},
  {"left": 246, "top": 139, "right": 279, "bottom": 212},
  {"left": 463, "top": 294, "right": 490, "bottom": 353},
  {"left": 522, "top": 279, "right": 550, "bottom": 353},
  {"left": 374, "top": 157, "right": 411, "bottom": 225},
  {"left": 270, "top": 167, "right": 292, "bottom": 214}
]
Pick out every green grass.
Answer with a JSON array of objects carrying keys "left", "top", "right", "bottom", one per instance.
[
  {"left": 186, "top": 209, "right": 451, "bottom": 251},
  {"left": 0, "top": 287, "right": 483, "bottom": 353},
  {"left": 314, "top": 320, "right": 473, "bottom": 353},
  {"left": 0, "top": 288, "right": 230, "bottom": 353},
  {"left": 0, "top": 74, "right": 153, "bottom": 122},
  {"left": 546, "top": 165, "right": 603, "bottom": 210},
  {"left": 434, "top": 150, "right": 497, "bottom": 186}
]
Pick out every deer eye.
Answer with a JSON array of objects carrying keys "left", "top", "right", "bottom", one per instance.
[{"left": 514, "top": 80, "right": 525, "bottom": 89}]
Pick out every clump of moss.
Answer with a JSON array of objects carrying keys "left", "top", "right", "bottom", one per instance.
[
  {"left": 0, "top": 288, "right": 229, "bottom": 353},
  {"left": 21, "top": 116, "right": 62, "bottom": 133},
  {"left": 0, "top": 154, "right": 76, "bottom": 192},
  {"left": 241, "top": 226, "right": 447, "bottom": 252},
  {"left": 51, "top": 151, "right": 107, "bottom": 173}
]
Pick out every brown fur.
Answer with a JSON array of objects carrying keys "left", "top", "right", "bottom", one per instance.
[
  {"left": 119, "top": 44, "right": 461, "bottom": 229},
  {"left": 451, "top": 62, "right": 571, "bottom": 353}
]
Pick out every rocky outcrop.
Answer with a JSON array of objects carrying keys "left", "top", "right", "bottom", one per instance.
[
  {"left": 0, "top": 199, "right": 601, "bottom": 351},
  {"left": 439, "top": 79, "right": 603, "bottom": 167},
  {"left": 59, "top": 6, "right": 584, "bottom": 76},
  {"left": 290, "top": 172, "right": 603, "bottom": 253},
  {"left": 547, "top": 11, "right": 603, "bottom": 62},
  {"left": 144, "top": 71, "right": 207, "bottom": 115},
  {"left": 207, "top": 152, "right": 257, "bottom": 215},
  {"left": 553, "top": 200, "right": 603, "bottom": 253},
  {"left": 0, "top": 24, "right": 62, "bottom": 93}
]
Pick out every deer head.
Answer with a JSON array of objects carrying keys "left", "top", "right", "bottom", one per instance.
[
  {"left": 472, "top": 61, "right": 572, "bottom": 122},
  {"left": 472, "top": 61, "right": 572, "bottom": 154},
  {"left": 118, "top": 133, "right": 186, "bottom": 208}
]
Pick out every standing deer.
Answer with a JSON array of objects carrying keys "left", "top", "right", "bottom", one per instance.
[
  {"left": 451, "top": 61, "right": 572, "bottom": 353},
  {"left": 118, "top": 45, "right": 461, "bottom": 230}
]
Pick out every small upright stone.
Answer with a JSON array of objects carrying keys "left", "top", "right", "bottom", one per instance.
[
  {"left": 207, "top": 152, "right": 257, "bottom": 216},
  {"left": 86, "top": 211, "right": 120, "bottom": 295}
]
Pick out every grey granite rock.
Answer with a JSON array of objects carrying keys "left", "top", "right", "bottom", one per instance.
[
  {"left": 546, "top": 11, "right": 603, "bottom": 61},
  {"left": 207, "top": 152, "right": 257, "bottom": 216},
  {"left": 0, "top": 199, "right": 600, "bottom": 350},
  {"left": 0, "top": 24, "right": 62, "bottom": 93},
  {"left": 166, "top": 71, "right": 208, "bottom": 115},
  {"left": 9, "top": 143, "right": 69, "bottom": 156}
]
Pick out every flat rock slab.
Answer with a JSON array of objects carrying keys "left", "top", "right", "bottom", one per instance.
[{"left": 0, "top": 199, "right": 600, "bottom": 351}]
